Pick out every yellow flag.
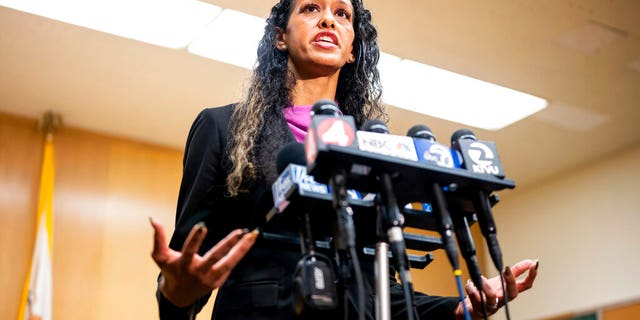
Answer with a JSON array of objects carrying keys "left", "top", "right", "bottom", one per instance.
[{"left": 17, "top": 133, "right": 55, "bottom": 320}]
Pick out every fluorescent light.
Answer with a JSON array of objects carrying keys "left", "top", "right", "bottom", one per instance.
[
  {"left": 379, "top": 53, "right": 547, "bottom": 130},
  {"left": 188, "top": 9, "right": 266, "bottom": 70},
  {"left": 0, "top": 0, "right": 222, "bottom": 49}
]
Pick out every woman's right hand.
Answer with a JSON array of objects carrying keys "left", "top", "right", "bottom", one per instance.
[{"left": 149, "top": 218, "right": 259, "bottom": 307}]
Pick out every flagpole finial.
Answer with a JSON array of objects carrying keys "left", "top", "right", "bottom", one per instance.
[{"left": 38, "top": 111, "right": 63, "bottom": 136}]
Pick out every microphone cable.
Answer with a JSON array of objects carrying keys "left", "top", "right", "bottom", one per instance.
[
  {"left": 329, "top": 169, "right": 365, "bottom": 320},
  {"left": 454, "top": 270, "right": 471, "bottom": 320},
  {"left": 499, "top": 271, "right": 511, "bottom": 320},
  {"left": 453, "top": 213, "right": 488, "bottom": 320},
  {"left": 349, "top": 245, "right": 365, "bottom": 320}
]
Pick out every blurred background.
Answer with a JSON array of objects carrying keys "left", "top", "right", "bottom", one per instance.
[{"left": 1, "top": 0, "right": 639, "bottom": 319}]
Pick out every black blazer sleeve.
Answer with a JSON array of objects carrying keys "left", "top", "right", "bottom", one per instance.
[
  {"left": 156, "top": 105, "right": 234, "bottom": 319},
  {"left": 173, "top": 106, "right": 232, "bottom": 243}
]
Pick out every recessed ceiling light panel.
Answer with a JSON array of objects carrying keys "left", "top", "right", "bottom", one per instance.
[
  {"left": 380, "top": 54, "right": 547, "bottom": 130},
  {"left": 188, "top": 9, "right": 265, "bottom": 69},
  {"left": 0, "top": 0, "right": 222, "bottom": 49}
]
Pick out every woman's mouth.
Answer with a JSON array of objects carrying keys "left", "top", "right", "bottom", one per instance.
[{"left": 313, "top": 32, "right": 339, "bottom": 48}]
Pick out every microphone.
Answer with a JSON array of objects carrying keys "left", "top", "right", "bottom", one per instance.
[
  {"left": 410, "top": 124, "right": 460, "bottom": 169},
  {"left": 275, "top": 142, "right": 339, "bottom": 314},
  {"left": 310, "top": 99, "right": 341, "bottom": 116},
  {"left": 271, "top": 142, "right": 369, "bottom": 221},
  {"left": 451, "top": 128, "right": 511, "bottom": 320},
  {"left": 305, "top": 101, "right": 366, "bottom": 320},
  {"left": 362, "top": 119, "right": 389, "bottom": 134},
  {"left": 361, "top": 119, "right": 418, "bottom": 320},
  {"left": 271, "top": 152, "right": 330, "bottom": 216},
  {"left": 451, "top": 129, "right": 504, "bottom": 272},
  {"left": 406, "top": 125, "right": 460, "bottom": 272},
  {"left": 407, "top": 124, "right": 435, "bottom": 141},
  {"left": 407, "top": 124, "right": 471, "bottom": 320},
  {"left": 276, "top": 141, "right": 308, "bottom": 172},
  {"left": 451, "top": 129, "right": 505, "bottom": 178},
  {"left": 305, "top": 100, "right": 358, "bottom": 181}
]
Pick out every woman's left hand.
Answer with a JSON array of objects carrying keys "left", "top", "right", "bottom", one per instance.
[{"left": 455, "top": 259, "right": 539, "bottom": 319}]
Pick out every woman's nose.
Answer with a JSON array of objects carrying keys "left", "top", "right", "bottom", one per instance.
[{"left": 318, "top": 11, "right": 336, "bottom": 29}]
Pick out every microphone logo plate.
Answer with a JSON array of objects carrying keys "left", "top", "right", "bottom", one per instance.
[
  {"left": 460, "top": 140, "right": 505, "bottom": 177},
  {"left": 317, "top": 118, "right": 356, "bottom": 147},
  {"left": 356, "top": 131, "right": 418, "bottom": 161}
]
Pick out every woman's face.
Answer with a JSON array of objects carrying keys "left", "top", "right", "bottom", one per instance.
[{"left": 277, "top": 0, "right": 356, "bottom": 78}]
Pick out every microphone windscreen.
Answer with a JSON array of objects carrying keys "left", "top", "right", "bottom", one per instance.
[
  {"left": 311, "top": 99, "right": 340, "bottom": 117},
  {"left": 276, "top": 142, "right": 307, "bottom": 174},
  {"left": 450, "top": 128, "right": 477, "bottom": 144},
  {"left": 407, "top": 124, "right": 436, "bottom": 141},
  {"left": 361, "top": 119, "right": 390, "bottom": 134}
]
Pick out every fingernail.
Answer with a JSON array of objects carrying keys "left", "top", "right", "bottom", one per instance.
[
  {"left": 148, "top": 216, "right": 154, "bottom": 225},
  {"left": 196, "top": 221, "right": 206, "bottom": 231},
  {"left": 241, "top": 228, "right": 250, "bottom": 235},
  {"left": 247, "top": 228, "right": 260, "bottom": 240},
  {"left": 535, "top": 259, "right": 540, "bottom": 270},
  {"left": 466, "top": 279, "right": 474, "bottom": 289},
  {"left": 504, "top": 266, "right": 511, "bottom": 276}
]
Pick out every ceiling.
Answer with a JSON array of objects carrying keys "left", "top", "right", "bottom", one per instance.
[{"left": 1, "top": 0, "right": 638, "bottom": 191}]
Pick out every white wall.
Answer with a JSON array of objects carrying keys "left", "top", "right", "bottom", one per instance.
[{"left": 491, "top": 144, "right": 640, "bottom": 319}]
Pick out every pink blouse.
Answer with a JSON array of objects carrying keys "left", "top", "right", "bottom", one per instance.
[{"left": 282, "top": 105, "right": 313, "bottom": 143}]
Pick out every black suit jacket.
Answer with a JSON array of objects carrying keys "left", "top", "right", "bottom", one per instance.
[{"left": 157, "top": 105, "right": 459, "bottom": 320}]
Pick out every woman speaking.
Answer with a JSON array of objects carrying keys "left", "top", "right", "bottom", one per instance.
[{"left": 150, "top": 1, "right": 538, "bottom": 319}]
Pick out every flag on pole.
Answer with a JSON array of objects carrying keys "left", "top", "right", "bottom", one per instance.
[{"left": 17, "top": 132, "right": 55, "bottom": 320}]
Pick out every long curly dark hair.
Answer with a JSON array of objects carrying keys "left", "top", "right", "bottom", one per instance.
[{"left": 227, "top": 0, "right": 385, "bottom": 195}]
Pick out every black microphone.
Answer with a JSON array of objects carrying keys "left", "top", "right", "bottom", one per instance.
[
  {"left": 311, "top": 99, "right": 341, "bottom": 117},
  {"left": 408, "top": 125, "right": 472, "bottom": 320},
  {"left": 276, "top": 141, "right": 307, "bottom": 171},
  {"left": 271, "top": 143, "right": 332, "bottom": 217},
  {"left": 362, "top": 119, "right": 417, "bottom": 320},
  {"left": 451, "top": 129, "right": 504, "bottom": 272},
  {"left": 406, "top": 125, "right": 460, "bottom": 272},
  {"left": 305, "top": 99, "right": 358, "bottom": 181},
  {"left": 451, "top": 128, "right": 505, "bottom": 178},
  {"left": 275, "top": 142, "right": 339, "bottom": 314},
  {"left": 307, "top": 101, "right": 365, "bottom": 320},
  {"left": 451, "top": 128, "right": 509, "bottom": 320},
  {"left": 362, "top": 119, "right": 390, "bottom": 134},
  {"left": 407, "top": 124, "right": 436, "bottom": 142}
]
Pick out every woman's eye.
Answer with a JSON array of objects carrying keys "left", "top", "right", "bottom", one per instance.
[
  {"left": 302, "top": 4, "right": 320, "bottom": 13},
  {"left": 336, "top": 9, "right": 351, "bottom": 20}
]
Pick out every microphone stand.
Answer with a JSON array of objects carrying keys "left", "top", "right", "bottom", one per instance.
[
  {"left": 328, "top": 168, "right": 365, "bottom": 320},
  {"left": 374, "top": 194, "right": 391, "bottom": 320},
  {"left": 378, "top": 172, "right": 417, "bottom": 320}
]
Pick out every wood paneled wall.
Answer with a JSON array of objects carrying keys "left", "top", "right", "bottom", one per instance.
[
  {"left": 541, "top": 300, "right": 640, "bottom": 319},
  {"left": 1, "top": 113, "right": 42, "bottom": 318},
  {"left": 1, "top": 112, "right": 183, "bottom": 319},
  {"left": 602, "top": 301, "right": 640, "bottom": 319}
]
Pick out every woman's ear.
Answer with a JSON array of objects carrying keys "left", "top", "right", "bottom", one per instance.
[
  {"left": 347, "top": 53, "right": 355, "bottom": 64},
  {"left": 275, "top": 27, "right": 288, "bottom": 51}
]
